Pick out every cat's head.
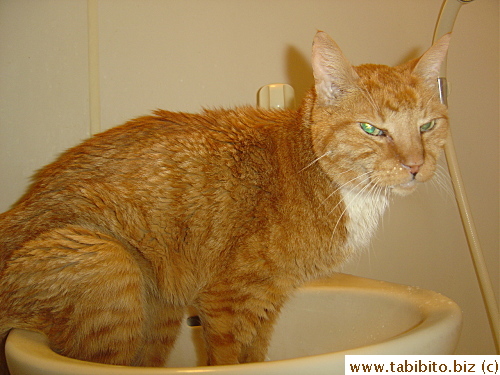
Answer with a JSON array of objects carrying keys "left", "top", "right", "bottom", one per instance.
[{"left": 307, "top": 31, "right": 450, "bottom": 196}]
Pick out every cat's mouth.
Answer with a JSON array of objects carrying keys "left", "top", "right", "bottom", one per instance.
[{"left": 390, "top": 180, "right": 419, "bottom": 196}]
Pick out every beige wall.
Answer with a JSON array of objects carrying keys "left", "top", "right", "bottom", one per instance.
[{"left": 0, "top": 0, "right": 498, "bottom": 355}]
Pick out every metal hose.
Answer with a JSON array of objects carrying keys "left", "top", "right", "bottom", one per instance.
[{"left": 433, "top": 0, "right": 499, "bottom": 353}]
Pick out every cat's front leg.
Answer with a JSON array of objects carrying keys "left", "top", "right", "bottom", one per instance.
[
  {"left": 238, "top": 307, "right": 281, "bottom": 363},
  {"left": 196, "top": 298, "right": 242, "bottom": 365},
  {"left": 197, "top": 285, "right": 286, "bottom": 366}
]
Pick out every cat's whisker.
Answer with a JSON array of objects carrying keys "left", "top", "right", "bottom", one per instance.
[
  {"left": 327, "top": 175, "right": 390, "bottom": 253},
  {"left": 322, "top": 171, "right": 371, "bottom": 209},
  {"left": 371, "top": 179, "right": 390, "bottom": 235},
  {"left": 430, "top": 165, "right": 454, "bottom": 200},
  {"left": 319, "top": 169, "right": 366, "bottom": 206},
  {"left": 328, "top": 179, "right": 373, "bottom": 251},
  {"left": 328, "top": 174, "right": 373, "bottom": 232},
  {"left": 423, "top": 94, "right": 438, "bottom": 112},
  {"left": 299, "top": 151, "right": 332, "bottom": 173},
  {"left": 359, "top": 86, "right": 382, "bottom": 115}
]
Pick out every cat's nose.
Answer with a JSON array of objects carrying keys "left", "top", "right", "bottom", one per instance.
[{"left": 404, "top": 163, "right": 422, "bottom": 177}]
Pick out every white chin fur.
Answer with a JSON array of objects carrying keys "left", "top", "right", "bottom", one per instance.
[
  {"left": 340, "top": 187, "right": 389, "bottom": 253},
  {"left": 391, "top": 180, "right": 419, "bottom": 196}
]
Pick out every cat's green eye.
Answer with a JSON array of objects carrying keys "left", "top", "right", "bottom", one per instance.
[
  {"left": 420, "top": 120, "right": 436, "bottom": 132},
  {"left": 359, "top": 122, "right": 384, "bottom": 136}
]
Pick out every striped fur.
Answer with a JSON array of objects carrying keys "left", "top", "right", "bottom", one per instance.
[{"left": 0, "top": 32, "right": 450, "bottom": 372}]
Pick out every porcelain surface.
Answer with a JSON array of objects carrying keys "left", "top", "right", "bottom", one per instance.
[{"left": 5, "top": 274, "right": 462, "bottom": 375}]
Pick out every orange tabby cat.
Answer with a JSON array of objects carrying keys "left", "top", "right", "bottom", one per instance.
[{"left": 0, "top": 31, "right": 450, "bottom": 372}]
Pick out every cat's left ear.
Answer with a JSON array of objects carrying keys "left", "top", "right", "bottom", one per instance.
[
  {"left": 312, "top": 31, "right": 360, "bottom": 106},
  {"left": 412, "top": 33, "right": 451, "bottom": 82}
]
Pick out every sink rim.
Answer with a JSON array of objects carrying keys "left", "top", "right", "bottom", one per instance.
[{"left": 5, "top": 274, "right": 462, "bottom": 375}]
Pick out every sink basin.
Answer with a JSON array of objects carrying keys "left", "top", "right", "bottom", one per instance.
[{"left": 5, "top": 273, "right": 462, "bottom": 375}]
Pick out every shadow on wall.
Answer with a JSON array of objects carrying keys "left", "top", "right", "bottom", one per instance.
[
  {"left": 396, "top": 47, "right": 423, "bottom": 66},
  {"left": 282, "top": 44, "right": 424, "bottom": 108},
  {"left": 285, "top": 45, "right": 314, "bottom": 106}
]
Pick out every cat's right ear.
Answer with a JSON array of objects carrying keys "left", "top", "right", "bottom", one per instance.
[{"left": 312, "top": 31, "right": 359, "bottom": 106}]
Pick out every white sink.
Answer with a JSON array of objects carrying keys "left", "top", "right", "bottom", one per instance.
[{"left": 5, "top": 274, "right": 462, "bottom": 375}]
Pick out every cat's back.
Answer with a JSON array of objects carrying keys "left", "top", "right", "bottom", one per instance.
[
  {"left": 0, "top": 107, "right": 297, "bottom": 256},
  {"left": 17, "top": 107, "right": 292, "bottom": 199}
]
